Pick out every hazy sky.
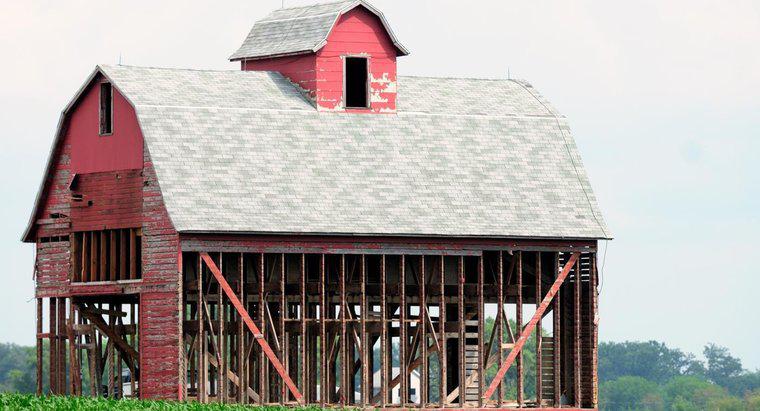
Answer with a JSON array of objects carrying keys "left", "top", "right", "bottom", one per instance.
[{"left": 1, "top": 1, "right": 758, "bottom": 369}]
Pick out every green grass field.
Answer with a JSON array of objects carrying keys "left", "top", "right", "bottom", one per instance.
[{"left": 0, "top": 393, "right": 326, "bottom": 410}]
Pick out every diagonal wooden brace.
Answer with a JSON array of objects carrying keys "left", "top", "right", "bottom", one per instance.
[
  {"left": 482, "top": 252, "right": 580, "bottom": 402},
  {"left": 200, "top": 252, "right": 304, "bottom": 405}
]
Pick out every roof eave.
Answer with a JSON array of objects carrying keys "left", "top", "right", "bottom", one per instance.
[{"left": 177, "top": 229, "right": 612, "bottom": 242}]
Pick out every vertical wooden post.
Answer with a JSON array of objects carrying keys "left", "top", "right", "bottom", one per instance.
[
  {"left": 58, "top": 299, "right": 66, "bottom": 395},
  {"left": 339, "top": 255, "right": 347, "bottom": 406},
  {"left": 99, "top": 232, "right": 107, "bottom": 282},
  {"left": 553, "top": 253, "right": 561, "bottom": 407},
  {"left": 439, "top": 255, "right": 447, "bottom": 407},
  {"left": 119, "top": 230, "right": 127, "bottom": 280},
  {"left": 399, "top": 255, "right": 407, "bottom": 407},
  {"left": 380, "top": 255, "right": 388, "bottom": 407},
  {"left": 477, "top": 254, "right": 484, "bottom": 407},
  {"left": 109, "top": 230, "right": 117, "bottom": 281},
  {"left": 535, "top": 252, "right": 543, "bottom": 404},
  {"left": 238, "top": 253, "right": 245, "bottom": 404},
  {"left": 280, "top": 253, "right": 286, "bottom": 404},
  {"left": 360, "top": 255, "right": 368, "bottom": 407},
  {"left": 49, "top": 297, "right": 57, "bottom": 394},
  {"left": 319, "top": 254, "right": 326, "bottom": 407},
  {"left": 71, "top": 233, "right": 81, "bottom": 283},
  {"left": 497, "top": 251, "right": 504, "bottom": 406},
  {"left": 516, "top": 251, "right": 523, "bottom": 407},
  {"left": 574, "top": 256, "right": 581, "bottom": 407},
  {"left": 89, "top": 232, "right": 97, "bottom": 282},
  {"left": 197, "top": 254, "right": 206, "bottom": 403},
  {"left": 219, "top": 254, "right": 226, "bottom": 403},
  {"left": 591, "top": 252, "right": 599, "bottom": 408},
  {"left": 457, "top": 256, "right": 465, "bottom": 407},
  {"left": 258, "top": 253, "right": 266, "bottom": 404},
  {"left": 36, "top": 298, "right": 42, "bottom": 396},
  {"left": 129, "top": 229, "right": 137, "bottom": 280},
  {"left": 300, "top": 254, "right": 307, "bottom": 404},
  {"left": 420, "top": 256, "right": 428, "bottom": 406}
]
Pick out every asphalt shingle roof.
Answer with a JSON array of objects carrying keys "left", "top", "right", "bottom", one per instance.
[
  {"left": 229, "top": 0, "right": 409, "bottom": 60},
  {"left": 96, "top": 64, "right": 609, "bottom": 239}
]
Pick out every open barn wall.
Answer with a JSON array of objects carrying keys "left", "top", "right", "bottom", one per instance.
[{"left": 178, "top": 235, "right": 599, "bottom": 409}]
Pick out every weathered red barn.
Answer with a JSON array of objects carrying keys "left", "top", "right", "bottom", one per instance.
[{"left": 23, "top": 1, "right": 610, "bottom": 409}]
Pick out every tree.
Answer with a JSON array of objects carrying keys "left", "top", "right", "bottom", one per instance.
[
  {"left": 599, "top": 376, "right": 664, "bottom": 410},
  {"left": 664, "top": 375, "right": 728, "bottom": 410},
  {"left": 599, "top": 341, "right": 702, "bottom": 384},
  {"left": 704, "top": 344, "right": 744, "bottom": 388}
]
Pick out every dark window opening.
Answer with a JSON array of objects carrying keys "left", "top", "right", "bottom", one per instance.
[
  {"left": 99, "top": 82, "right": 113, "bottom": 135},
  {"left": 345, "top": 57, "right": 368, "bottom": 108}
]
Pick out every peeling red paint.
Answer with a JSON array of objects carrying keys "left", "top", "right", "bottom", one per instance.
[{"left": 242, "top": 6, "right": 399, "bottom": 113}]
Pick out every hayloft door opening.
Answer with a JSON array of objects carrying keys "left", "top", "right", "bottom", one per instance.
[{"left": 345, "top": 57, "right": 369, "bottom": 108}]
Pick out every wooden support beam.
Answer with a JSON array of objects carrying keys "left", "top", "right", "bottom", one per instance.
[
  {"left": 536, "top": 251, "right": 543, "bottom": 404},
  {"left": 280, "top": 253, "right": 286, "bottom": 404},
  {"left": 198, "top": 254, "right": 207, "bottom": 403},
  {"left": 457, "top": 256, "right": 465, "bottom": 407},
  {"left": 300, "top": 254, "right": 307, "bottom": 403},
  {"left": 320, "top": 254, "right": 327, "bottom": 407},
  {"left": 238, "top": 253, "right": 246, "bottom": 404},
  {"left": 129, "top": 229, "right": 137, "bottom": 280},
  {"left": 477, "top": 254, "right": 484, "bottom": 407},
  {"left": 439, "top": 255, "right": 447, "bottom": 407},
  {"left": 497, "top": 251, "right": 504, "bottom": 406},
  {"left": 258, "top": 253, "right": 266, "bottom": 404},
  {"left": 420, "top": 256, "right": 428, "bottom": 406},
  {"left": 399, "top": 255, "right": 407, "bottom": 406},
  {"left": 200, "top": 252, "right": 304, "bottom": 404},
  {"left": 483, "top": 252, "right": 580, "bottom": 401},
  {"left": 340, "top": 255, "right": 347, "bottom": 406},
  {"left": 574, "top": 255, "right": 581, "bottom": 407},
  {"left": 517, "top": 251, "right": 524, "bottom": 406},
  {"left": 218, "top": 254, "right": 226, "bottom": 403},
  {"left": 48, "top": 298, "right": 56, "bottom": 394},
  {"left": 553, "top": 253, "right": 561, "bottom": 407},
  {"left": 36, "top": 298, "right": 42, "bottom": 396},
  {"left": 591, "top": 253, "right": 599, "bottom": 408},
  {"left": 380, "top": 255, "right": 388, "bottom": 407},
  {"left": 89, "top": 232, "right": 97, "bottom": 282},
  {"left": 99, "top": 232, "right": 107, "bottom": 282},
  {"left": 360, "top": 255, "right": 369, "bottom": 407},
  {"left": 109, "top": 230, "right": 117, "bottom": 281},
  {"left": 77, "top": 303, "right": 138, "bottom": 373}
]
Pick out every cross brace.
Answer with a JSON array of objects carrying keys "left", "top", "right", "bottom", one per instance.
[
  {"left": 482, "top": 252, "right": 580, "bottom": 401},
  {"left": 200, "top": 252, "right": 304, "bottom": 404}
]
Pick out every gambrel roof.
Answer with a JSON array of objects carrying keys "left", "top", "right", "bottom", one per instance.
[
  {"left": 229, "top": 0, "right": 409, "bottom": 61},
  {"left": 24, "top": 64, "right": 610, "bottom": 241}
]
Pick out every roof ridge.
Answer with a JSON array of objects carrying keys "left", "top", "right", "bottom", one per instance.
[
  {"left": 99, "top": 64, "right": 274, "bottom": 75},
  {"left": 400, "top": 74, "right": 531, "bottom": 84}
]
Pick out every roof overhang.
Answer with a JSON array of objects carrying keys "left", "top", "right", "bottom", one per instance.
[{"left": 230, "top": 0, "right": 410, "bottom": 62}]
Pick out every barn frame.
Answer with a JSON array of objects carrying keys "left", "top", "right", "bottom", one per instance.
[{"left": 23, "top": 1, "right": 609, "bottom": 409}]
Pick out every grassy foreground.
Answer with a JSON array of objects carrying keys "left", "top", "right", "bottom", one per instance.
[{"left": 0, "top": 393, "right": 325, "bottom": 410}]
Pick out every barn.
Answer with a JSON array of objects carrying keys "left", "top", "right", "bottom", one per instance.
[{"left": 22, "top": 0, "right": 610, "bottom": 409}]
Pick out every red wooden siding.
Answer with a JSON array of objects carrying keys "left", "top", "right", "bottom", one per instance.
[
  {"left": 316, "top": 6, "right": 398, "bottom": 112},
  {"left": 242, "top": 6, "right": 398, "bottom": 113},
  {"left": 35, "top": 239, "right": 70, "bottom": 297},
  {"left": 243, "top": 54, "right": 317, "bottom": 100},
  {"left": 138, "top": 145, "right": 183, "bottom": 400},
  {"left": 68, "top": 76, "right": 143, "bottom": 174},
  {"left": 70, "top": 170, "right": 143, "bottom": 232}
]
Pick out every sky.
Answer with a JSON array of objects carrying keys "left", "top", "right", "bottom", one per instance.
[{"left": 0, "top": 0, "right": 758, "bottom": 368}]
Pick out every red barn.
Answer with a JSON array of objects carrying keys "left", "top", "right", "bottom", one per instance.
[{"left": 23, "top": 1, "right": 610, "bottom": 409}]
